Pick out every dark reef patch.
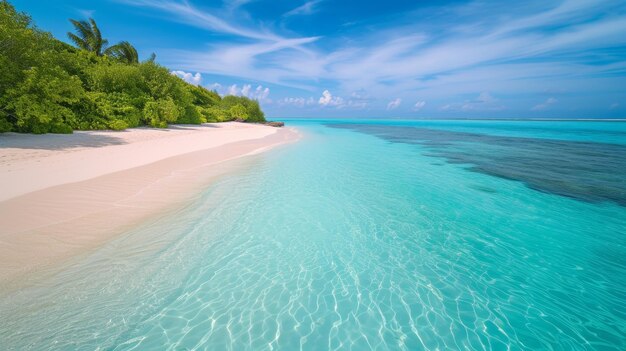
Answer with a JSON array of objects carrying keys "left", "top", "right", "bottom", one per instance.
[{"left": 329, "top": 124, "right": 626, "bottom": 206}]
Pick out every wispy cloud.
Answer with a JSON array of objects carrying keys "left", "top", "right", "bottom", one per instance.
[
  {"left": 284, "top": 1, "right": 323, "bottom": 17},
  {"left": 118, "top": 0, "right": 626, "bottom": 115},
  {"left": 76, "top": 8, "right": 95, "bottom": 18},
  {"left": 532, "top": 97, "right": 558, "bottom": 111},
  {"left": 387, "top": 98, "right": 402, "bottom": 110},
  {"left": 116, "top": 0, "right": 283, "bottom": 41},
  {"left": 439, "top": 92, "right": 504, "bottom": 111},
  {"left": 413, "top": 101, "right": 426, "bottom": 111},
  {"left": 224, "top": 0, "right": 254, "bottom": 11}
]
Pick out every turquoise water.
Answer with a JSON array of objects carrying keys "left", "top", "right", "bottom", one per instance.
[{"left": 1, "top": 120, "right": 626, "bottom": 350}]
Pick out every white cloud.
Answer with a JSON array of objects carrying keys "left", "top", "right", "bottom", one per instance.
[
  {"left": 76, "top": 8, "right": 95, "bottom": 18},
  {"left": 224, "top": 0, "right": 254, "bottom": 11},
  {"left": 279, "top": 97, "right": 316, "bottom": 107},
  {"left": 256, "top": 86, "right": 270, "bottom": 100},
  {"left": 462, "top": 92, "right": 504, "bottom": 111},
  {"left": 318, "top": 90, "right": 344, "bottom": 107},
  {"left": 439, "top": 92, "right": 504, "bottom": 111},
  {"left": 350, "top": 91, "right": 368, "bottom": 99},
  {"left": 477, "top": 92, "right": 496, "bottom": 103},
  {"left": 215, "top": 83, "right": 271, "bottom": 102},
  {"left": 126, "top": 0, "right": 626, "bottom": 114},
  {"left": 387, "top": 98, "right": 402, "bottom": 110},
  {"left": 171, "top": 70, "right": 202, "bottom": 85},
  {"left": 281, "top": 93, "right": 368, "bottom": 109},
  {"left": 532, "top": 97, "right": 557, "bottom": 111},
  {"left": 343, "top": 100, "right": 368, "bottom": 109},
  {"left": 341, "top": 90, "right": 372, "bottom": 109},
  {"left": 117, "top": 0, "right": 284, "bottom": 41},
  {"left": 227, "top": 84, "right": 239, "bottom": 96},
  {"left": 284, "top": 0, "right": 322, "bottom": 17},
  {"left": 208, "top": 83, "right": 222, "bottom": 91},
  {"left": 413, "top": 101, "right": 426, "bottom": 111},
  {"left": 241, "top": 84, "right": 252, "bottom": 97}
]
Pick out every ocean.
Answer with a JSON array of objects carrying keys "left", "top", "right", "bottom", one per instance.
[{"left": 1, "top": 119, "right": 625, "bottom": 350}]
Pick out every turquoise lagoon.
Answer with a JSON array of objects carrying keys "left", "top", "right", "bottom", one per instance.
[{"left": 1, "top": 120, "right": 625, "bottom": 350}]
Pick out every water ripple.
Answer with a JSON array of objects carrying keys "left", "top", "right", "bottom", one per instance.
[{"left": 1, "top": 123, "right": 625, "bottom": 350}]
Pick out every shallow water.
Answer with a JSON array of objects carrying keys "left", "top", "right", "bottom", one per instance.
[{"left": 1, "top": 120, "right": 625, "bottom": 350}]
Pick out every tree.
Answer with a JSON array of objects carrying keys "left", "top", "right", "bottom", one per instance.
[
  {"left": 245, "top": 100, "right": 265, "bottom": 122},
  {"left": 0, "top": 0, "right": 55, "bottom": 97},
  {"left": 105, "top": 41, "right": 139, "bottom": 64},
  {"left": 1, "top": 2, "right": 266, "bottom": 133},
  {"left": 6, "top": 65, "right": 84, "bottom": 133},
  {"left": 143, "top": 98, "right": 180, "bottom": 128},
  {"left": 229, "top": 104, "right": 248, "bottom": 120},
  {"left": 67, "top": 18, "right": 108, "bottom": 56},
  {"left": 145, "top": 52, "right": 156, "bottom": 63}
]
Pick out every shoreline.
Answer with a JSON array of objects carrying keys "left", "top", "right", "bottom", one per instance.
[{"left": 0, "top": 123, "right": 300, "bottom": 292}]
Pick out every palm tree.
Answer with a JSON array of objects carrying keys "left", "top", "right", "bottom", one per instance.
[
  {"left": 67, "top": 18, "right": 108, "bottom": 56},
  {"left": 105, "top": 41, "right": 139, "bottom": 64},
  {"left": 146, "top": 52, "right": 157, "bottom": 63}
]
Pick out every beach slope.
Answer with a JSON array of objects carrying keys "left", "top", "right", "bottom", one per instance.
[{"left": 0, "top": 122, "right": 299, "bottom": 290}]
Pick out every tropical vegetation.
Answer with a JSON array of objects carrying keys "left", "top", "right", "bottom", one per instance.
[{"left": 0, "top": 0, "right": 265, "bottom": 134}]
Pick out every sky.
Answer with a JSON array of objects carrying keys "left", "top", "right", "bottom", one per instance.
[{"left": 11, "top": 0, "right": 626, "bottom": 119}]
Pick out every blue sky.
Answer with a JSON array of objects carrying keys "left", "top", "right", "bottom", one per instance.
[{"left": 11, "top": 0, "right": 626, "bottom": 118}]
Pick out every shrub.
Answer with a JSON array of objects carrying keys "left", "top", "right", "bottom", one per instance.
[
  {"left": 220, "top": 95, "right": 265, "bottom": 123},
  {"left": 6, "top": 65, "right": 84, "bottom": 134},
  {"left": 0, "top": 1, "right": 266, "bottom": 133},
  {"left": 86, "top": 61, "right": 144, "bottom": 94},
  {"left": 143, "top": 98, "right": 179, "bottom": 128},
  {"left": 49, "top": 123, "right": 73, "bottom": 134},
  {"left": 176, "top": 105, "right": 203, "bottom": 124},
  {"left": 108, "top": 119, "right": 128, "bottom": 130},
  {"left": 0, "top": 112, "right": 13, "bottom": 132},
  {"left": 245, "top": 100, "right": 265, "bottom": 123},
  {"left": 202, "top": 106, "right": 230, "bottom": 122}
]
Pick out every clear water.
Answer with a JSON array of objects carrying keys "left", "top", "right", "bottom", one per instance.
[{"left": 1, "top": 120, "right": 625, "bottom": 350}]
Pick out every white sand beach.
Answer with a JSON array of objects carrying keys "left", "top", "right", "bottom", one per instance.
[{"left": 0, "top": 122, "right": 299, "bottom": 290}]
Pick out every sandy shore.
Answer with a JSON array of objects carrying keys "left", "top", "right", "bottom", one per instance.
[{"left": 0, "top": 122, "right": 299, "bottom": 291}]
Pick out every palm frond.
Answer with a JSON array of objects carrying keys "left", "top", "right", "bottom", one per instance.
[
  {"left": 88, "top": 18, "right": 107, "bottom": 55},
  {"left": 105, "top": 41, "right": 139, "bottom": 64},
  {"left": 67, "top": 32, "right": 89, "bottom": 51},
  {"left": 67, "top": 17, "right": 108, "bottom": 56}
]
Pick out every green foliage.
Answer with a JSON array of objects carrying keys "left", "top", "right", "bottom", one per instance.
[
  {"left": 85, "top": 61, "right": 145, "bottom": 94},
  {"left": 0, "top": 0, "right": 56, "bottom": 96},
  {"left": 188, "top": 84, "right": 221, "bottom": 106},
  {"left": 229, "top": 104, "right": 248, "bottom": 120},
  {"left": 0, "top": 0, "right": 266, "bottom": 134},
  {"left": 245, "top": 100, "right": 266, "bottom": 123},
  {"left": 143, "top": 98, "right": 179, "bottom": 128},
  {"left": 177, "top": 105, "right": 203, "bottom": 124},
  {"left": 219, "top": 95, "right": 266, "bottom": 122},
  {"left": 6, "top": 65, "right": 83, "bottom": 134},
  {"left": 202, "top": 106, "right": 230, "bottom": 122},
  {"left": 108, "top": 119, "right": 128, "bottom": 131},
  {"left": 67, "top": 18, "right": 108, "bottom": 56},
  {"left": 0, "top": 111, "right": 12, "bottom": 132},
  {"left": 104, "top": 41, "right": 138, "bottom": 64},
  {"left": 81, "top": 91, "right": 142, "bottom": 129}
]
